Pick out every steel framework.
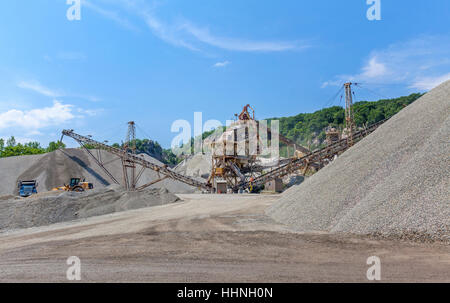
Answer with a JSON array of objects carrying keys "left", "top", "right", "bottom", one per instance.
[
  {"left": 61, "top": 114, "right": 386, "bottom": 193},
  {"left": 61, "top": 129, "right": 212, "bottom": 191},
  {"left": 235, "top": 118, "right": 386, "bottom": 191}
]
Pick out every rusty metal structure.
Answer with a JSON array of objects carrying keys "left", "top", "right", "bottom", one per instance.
[
  {"left": 238, "top": 104, "right": 255, "bottom": 121},
  {"left": 325, "top": 127, "right": 341, "bottom": 146},
  {"left": 61, "top": 91, "right": 386, "bottom": 193},
  {"left": 206, "top": 104, "right": 311, "bottom": 192},
  {"left": 122, "top": 121, "right": 137, "bottom": 190},
  {"left": 207, "top": 118, "right": 261, "bottom": 191},
  {"left": 234, "top": 118, "right": 386, "bottom": 191},
  {"left": 61, "top": 129, "right": 212, "bottom": 191}
]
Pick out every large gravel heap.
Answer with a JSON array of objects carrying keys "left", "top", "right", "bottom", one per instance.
[
  {"left": 267, "top": 80, "right": 450, "bottom": 242},
  {"left": 174, "top": 153, "right": 212, "bottom": 179},
  {"left": 0, "top": 148, "right": 195, "bottom": 196},
  {"left": 0, "top": 185, "right": 180, "bottom": 231}
]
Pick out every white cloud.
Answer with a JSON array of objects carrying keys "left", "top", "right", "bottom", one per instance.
[
  {"left": 88, "top": 0, "right": 307, "bottom": 53},
  {"left": 361, "top": 57, "right": 387, "bottom": 78},
  {"left": 83, "top": 0, "right": 139, "bottom": 32},
  {"left": 323, "top": 35, "right": 450, "bottom": 90},
  {"left": 213, "top": 61, "right": 231, "bottom": 68},
  {"left": 76, "top": 108, "right": 103, "bottom": 116},
  {"left": 409, "top": 72, "right": 450, "bottom": 90},
  {"left": 17, "top": 80, "right": 101, "bottom": 102},
  {"left": 179, "top": 22, "right": 303, "bottom": 52},
  {"left": 140, "top": 11, "right": 199, "bottom": 51},
  {"left": 25, "top": 130, "right": 43, "bottom": 136},
  {"left": 0, "top": 101, "right": 75, "bottom": 131},
  {"left": 17, "top": 81, "right": 62, "bottom": 98}
]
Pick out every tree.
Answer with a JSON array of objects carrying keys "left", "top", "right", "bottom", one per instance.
[
  {"left": 25, "top": 142, "right": 42, "bottom": 149},
  {"left": 1, "top": 143, "right": 45, "bottom": 157},
  {"left": 0, "top": 138, "right": 4, "bottom": 151},
  {"left": 47, "top": 141, "right": 66, "bottom": 152},
  {"left": 6, "top": 136, "right": 16, "bottom": 147}
]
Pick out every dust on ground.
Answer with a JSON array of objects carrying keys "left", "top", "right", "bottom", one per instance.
[{"left": 0, "top": 194, "right": 448, "bottom": 282}]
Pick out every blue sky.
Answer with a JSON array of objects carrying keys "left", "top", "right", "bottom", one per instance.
[{"left": 0, "top": 0, "right": 449, "bottom": 148}]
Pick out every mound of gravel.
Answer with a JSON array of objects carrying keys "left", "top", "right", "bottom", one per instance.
[
  {"left": 267, "top": 80, "right": 450, "bottom": 242},
  {"left": 0, "top": 185, "right": 180, "bottom": 231},
  {"left": 174, "top": 153, "right": 212, "bottom": 179},
  {"left": 0, "top": 148, "right": 195, "bottom": 196}
]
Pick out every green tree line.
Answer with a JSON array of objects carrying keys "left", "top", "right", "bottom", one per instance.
[
  {"left": 269, "top": 93, "right": 423, "bottom": 151},
  {"left": 111, "top": 138, "right": 181, "bottom": 166},
  {"left": 0, "top": 136, "right": 66, "bottom": 158},
  {"left": 0, "top": 93, "right": 423, "bottom": 162}
]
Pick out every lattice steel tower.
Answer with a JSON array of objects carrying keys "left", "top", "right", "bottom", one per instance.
[
  {"left": 344, "top": 82, "right": 355, "bottom": 146},
  {"left": 123, "top": 121, "right": 137, "bottom": 190}
]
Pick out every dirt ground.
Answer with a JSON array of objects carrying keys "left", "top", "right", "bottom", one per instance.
[{"left": 0, "top": 194, "right": 448, "bottom": 282}]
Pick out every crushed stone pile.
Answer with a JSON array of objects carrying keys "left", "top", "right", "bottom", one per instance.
[
  {"left": 174, "top": 153, "right": 212, "bottom": 179},
  {"left": 0, "top": 185, "right": 180, "bottom": 231},
  {"left": 0, "top": 148, "right": 195, "bottom": 196},
  {"left": 267, "top": 80, "right": 450, "bottom": 242}
]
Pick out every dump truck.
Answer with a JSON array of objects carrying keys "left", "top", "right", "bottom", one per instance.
[
  {"left": 52, "top": 178, "right": 94, "bottom": 192},
  {"left": 18, "top": 180, "right": 38, "bottom": 197}
]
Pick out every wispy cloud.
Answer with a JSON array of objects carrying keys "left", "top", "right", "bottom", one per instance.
[
  {"left": 323, "top": 35, "right": 450, "bottom": 91},
  {"left": 179, "top": 22, "right": 303, "bottom": 52},
  {"left": 213, "top": 61, "right": 231, "bottom": 68},
  {"left": 410, "top": 72, "right": 450, "bottom": 90},
  {"left": 0, "top": 101, "right": 75, "bottom": 131},
  {"left": 85, "top": 0, "right": 307, "bottom": 53},
  {"left": 17, "top": 80, "right": 101, "bottom": 102},
  {"left": 76, "top": 108, "right": 103, "bottom": 116},
  {"left": 140, "top": 11, "right": 199, "bottom": 51},
  {"left": 360, "top": 57, "right": 387, "bottom": 78},
  {"left": 17, "top": 81, "right": 62, "bottom": 98},
  {"left": 82, "top": 0, "right": 139, "bottom": 32}
]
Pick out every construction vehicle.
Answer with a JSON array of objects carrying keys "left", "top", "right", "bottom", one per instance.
[
  {"left": 18, "top": 180, "right": 38, "bottom": 197},
  {"left": 52, "top": 178, "right": 94, "bottom": 192}
]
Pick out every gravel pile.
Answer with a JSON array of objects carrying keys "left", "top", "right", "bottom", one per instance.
[
  {"left": 267, "top": 80, "right": 450, "bottom": 242},
  {"left": 174, "top": 153, "right": 212, "bottom": 179},
  {"left": 0, "top": 148, "right": 195, "bottom": 196},
  {"left": 0, "top": 185, "right": 180, "bottom": 231}
]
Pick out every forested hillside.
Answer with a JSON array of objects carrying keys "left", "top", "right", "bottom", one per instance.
[
  {"left": 1, "top": 93, "right": 422, "bottom": 163},
  {"left": 270, "top": 93, "right": 423, "bottom": 150}
]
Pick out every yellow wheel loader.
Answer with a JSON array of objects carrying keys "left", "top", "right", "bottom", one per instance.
[{"left": 52, "top": 178, "right": 94, "bottom": 192}]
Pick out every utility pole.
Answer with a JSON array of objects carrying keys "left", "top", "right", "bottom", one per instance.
[
  {"left": 344, "top": 82, "right": 355, "bottom": 146},
  {"left": 123, "top": 121, "right": 137, "bottom": 190}
]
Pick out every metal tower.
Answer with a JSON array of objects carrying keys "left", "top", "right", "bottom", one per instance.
[
  {"left": 344, "top": 82, "right": 355, "bottom": 146},
  {"left": 123, "top": 121, "right": 137, "bottom": 190}
]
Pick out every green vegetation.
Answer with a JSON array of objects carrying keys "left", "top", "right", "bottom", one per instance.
[
  {"left": 270, "top": 93, "right": 423, "bottom": 152},
  {"left": 0, "top": 93, "right": 423, "bottom": 163},
  {"left": 0, "top": 135, "right": 180, "bottom": 166},
  {"left": 0, "top": 136, "right": 66, "bottom": 158},
  {"left": 112, "top": 139, "right": 181, "bottom": 166}
]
